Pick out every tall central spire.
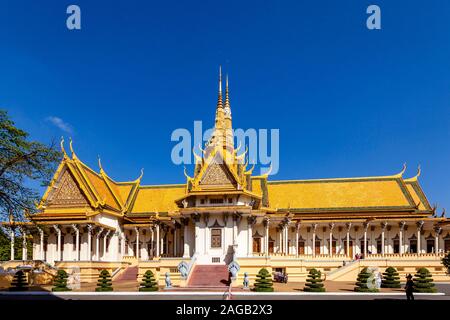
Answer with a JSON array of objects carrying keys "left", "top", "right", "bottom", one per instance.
[{"left": 216, "top": 66, "right": 223, "bottom": 109}]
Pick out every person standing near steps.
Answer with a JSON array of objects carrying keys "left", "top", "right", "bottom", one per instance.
[{"left": 405, "top": 274, "right": 414, "bottom": 301}]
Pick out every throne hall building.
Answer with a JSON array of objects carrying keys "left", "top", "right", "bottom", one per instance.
[{"left": 2, "top": 71, "right": 450, "bottom": 286}]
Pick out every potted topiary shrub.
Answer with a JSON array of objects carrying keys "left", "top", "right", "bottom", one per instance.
[
  {"left": 9, "top": 270, "right": 28, "bottom": 291},
  {"left": 413, "top": 267, "right": 437, "bottom": 293},
  {"left": 95, "top": 269, "right": 113, "bottom": 292},
  {"left": 354, "top": 267, "right": 378, "bottom": 292},
  {"left": 52, "top": 269, "right": 71, "bottom": 292},
  {"left": 303, "top": 268, "right": 326, "bottom": 292},
  {"left": 253, "top": 268, "right": 274, "bottom": 292},
  {"left": 139, "top": 270, "right": 159, "bottom": 291},
  {"left": 381, "top": 267, "right": 401, "bottom": 288}
]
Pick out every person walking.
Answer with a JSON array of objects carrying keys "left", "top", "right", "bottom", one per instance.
[{"left": 405, "top": 274, "right": 414, "bottom": 301}]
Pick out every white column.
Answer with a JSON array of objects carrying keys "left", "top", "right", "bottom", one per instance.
[
  {"left": 247, "top": 216, "right": 255, "bottom": 257},
  {"left": 295, "top": 223, "right": 300, "bottom": 257},
  {"left": 417, "top": 221, "right": 424, "bottom": 256},
  {"left": 264, "top": 218, "right": 269, "bottom": 256},
  {"left": 329, "top": 223, "right": 334, "bottom": 257},
  {"left": 87, "top": 225, "right": 93, "bottom": 261},
  {"left": 435, "top": 226, "right": 441, "bottom": 256},
  {"left": 72, "top": 224, "right": 80, "bottom": 261},
  {"left": 399, "top": 222, "right": 405, "bottom": 256},
  {"left": 96, "top": 228, "right": 103, "bottom": 261},
  {"left": 9, "top": 228, "right": 15, "bottom": 261},
  {"left": 103, "top": 230, "right": 110, "bottom": 261},
  {"left": 20, "top": 228, "right": 27, "bottom": 260},
  {"left": 121, "top": 232, "right": 126, "bottom": 257},
  {"left": 38, "top": 227, "right": 44, "bottom": 260},
  {"left": 363, "top": 222, "right": 369, "bottom": 257},
  {"left": 183, "top": 219, "right": 190, "bottom": 258},
  {"left": 278, "top": 227, "right": 282, "bottom": 254},
  {"left": 312, "top": 224, "right": 317, "bottom": 257},
  {"left": 232, "top": 213, "right": 238, "bottom": 245},
  {"left": 54, "top": 225, "right": 61, "bottom": 262},
  {"left": 284, "top": 222, "right": 289, "bottom": 255},
  {"left": 135, "top": 227, "right": 140, "bottom": 259},
  {"left": 381, "top": 223, "right": 386, "bottom": 257},
  {"left": 150, "top": 227, "right": 154, "bottom": 259},
  {"left": 156, "top": 223, "right": 160, "bottom": 257}
]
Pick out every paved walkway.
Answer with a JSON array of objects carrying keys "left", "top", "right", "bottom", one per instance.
[{"left": 2, "top": 281, "right": 449, "bottom": 295}]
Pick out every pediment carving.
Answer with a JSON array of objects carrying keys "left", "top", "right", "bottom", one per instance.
[{"left": 47, "top": 169, "right": 89, "bottom": 206}]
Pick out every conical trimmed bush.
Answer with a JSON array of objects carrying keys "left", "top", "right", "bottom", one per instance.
[
  {"left": 9, "top": 270, "right": 28, "bottom": 291},
  {"left": 304, "top": 268, "right": 325, "bottom": 292},
  {"left": 253, "top": 268, "right": 274, "bottom": 292},
  {"left": 52, "top": 269, "right": 72, "bottom": 292},
  {"left": 139, "top": 270, "right": 159, "bottom": 291},
  {"left": 381, "top": 267, "right": 401, "bottom": 288},
  {"left": 354, "top": 267, "right": 378, "bottom": 292},
  {"left": 413, "top": 267, "right": 437, "bottom": 293},
  {"left": 95, "top": 269, "right": 113, "bottom": 292}
]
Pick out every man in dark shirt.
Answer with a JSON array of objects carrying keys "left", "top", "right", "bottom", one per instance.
[{"left": 405, "top": 274, "right": 414, "bottom": 301}]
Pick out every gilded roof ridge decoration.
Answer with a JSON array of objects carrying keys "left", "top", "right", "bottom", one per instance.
[
  {"left": 139, "top": 183, "right": 186, "bottom": 189},
  {"left": 404, "top": 165, "right": 421, "bottom": 182}
]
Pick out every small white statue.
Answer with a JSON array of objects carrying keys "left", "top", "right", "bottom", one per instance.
[{"left": 165, "top": 272, "right": 172, "bottom": 288}]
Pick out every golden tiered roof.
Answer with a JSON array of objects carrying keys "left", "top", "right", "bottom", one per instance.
[{"left": 27, "top": 71, "right": 439, "bottom": 226}]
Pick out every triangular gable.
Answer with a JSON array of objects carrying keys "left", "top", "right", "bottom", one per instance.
[
  {"left": 40, "top": 161, "right": 98, "bottom": 209},
  {"left": 198, "top": 152, "right": 238, "bottom": 188},
  {"left": 46, "top": 168, "right": 90, "bottom": 207}
]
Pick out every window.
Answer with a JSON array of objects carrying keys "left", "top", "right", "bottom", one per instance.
[
  {"left": 253, "top": 238, "right": 261, "bottom": 253},
  {"left": 210, "top": 198, "right": 224, "bottom": 204},
  {"left": 445, "top": 240, "right": 450, "bottom": 253},
  {"left": 298, "top": 241, "right": 305, "bottom": 255},
  {"left": 228, "top": 198, "right": 233, "bottom": 203},
  {"left": 426, "top": 240, "right": 434, "bottom": 253},
  {"left": 72, "top": 235, "right": 76, "bottom": 251},
  {"left": 376, "top": 240, "right": 382, "bottom": 254},
  {"left": 61, "top": 235, "right": 65, "bottom": 252},
  {"left": 211, "top": 229, "right": 222, "bottom": 248},
  {"left": 200, "top": 199, "right": 205, "bottom": 204},
  {"left": 409, "top": 240, "right": 417, "bottom": 253},
  {"left": 393, "top": 240, "right": 400, "bottom": 254}
]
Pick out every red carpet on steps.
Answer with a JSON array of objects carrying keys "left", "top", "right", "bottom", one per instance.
[
  {"left": 114, "top": 266, "right": 138, "bottom": 282},
  {"left": 187, "top": 265, "right": 230, "bottom": 287}
]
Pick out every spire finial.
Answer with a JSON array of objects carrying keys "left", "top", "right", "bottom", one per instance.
[
  {"left": 225, "top": 74, "right": 230, "bottom": 105},
  {"left": 216, "top": 66, "right": 223, "bottom": 109},
  {"left": 60, "top": 136, "right": 68, "bottom": 158},
  {"left": 69, "top": 137, "right": 77, "bottom": 159},
  {"left": 98, "top": 155, "right": 104, "bottom": 173},
  {"left": 219, "top": 66, "right": 222, "bottom": 94}
]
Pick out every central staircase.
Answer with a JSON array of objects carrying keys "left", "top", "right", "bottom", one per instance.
[
  {"left": 187, "top": 265, "right": 230, "bottom": 288},
  {"left": 114, "top": 266, "right": 138, "bottom": 282}
]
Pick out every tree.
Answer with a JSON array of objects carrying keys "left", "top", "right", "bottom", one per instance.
[
  {"left": 139, "top": 270, "right": 159, "bottom": 291},
  {"left": 0, "top": 228, "right": 33, "bottom": 261},
  {"left": 52, "top": 269, "right": 71, "bottom": 292},
  {"left": 304, "top": 268, "right": 325, "bottom": 292},
  {"left": 413, "top": 267, "right": 437, "bottom": 293},
  {"left": 96, "top": 269, "right": 113, "bottom": 292},
  {"left": 253, "top": 268, "right": 274, "bottom": 292},
  {"left": 354, "top": 267, "right": 378, "bottom": 292},
  {"left": 381, "top": 267, "right": 401, "bottom": 288},
  {"left": 9, "top": 270, "right": 28, "bottom": 291},
  {"left": 0, "top": 109, "right": 61, "bottom": 221}
]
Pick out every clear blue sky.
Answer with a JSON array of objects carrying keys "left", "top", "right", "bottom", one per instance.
[{"left": 1, "top": 1, "right": 449, "bottom": 212}]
